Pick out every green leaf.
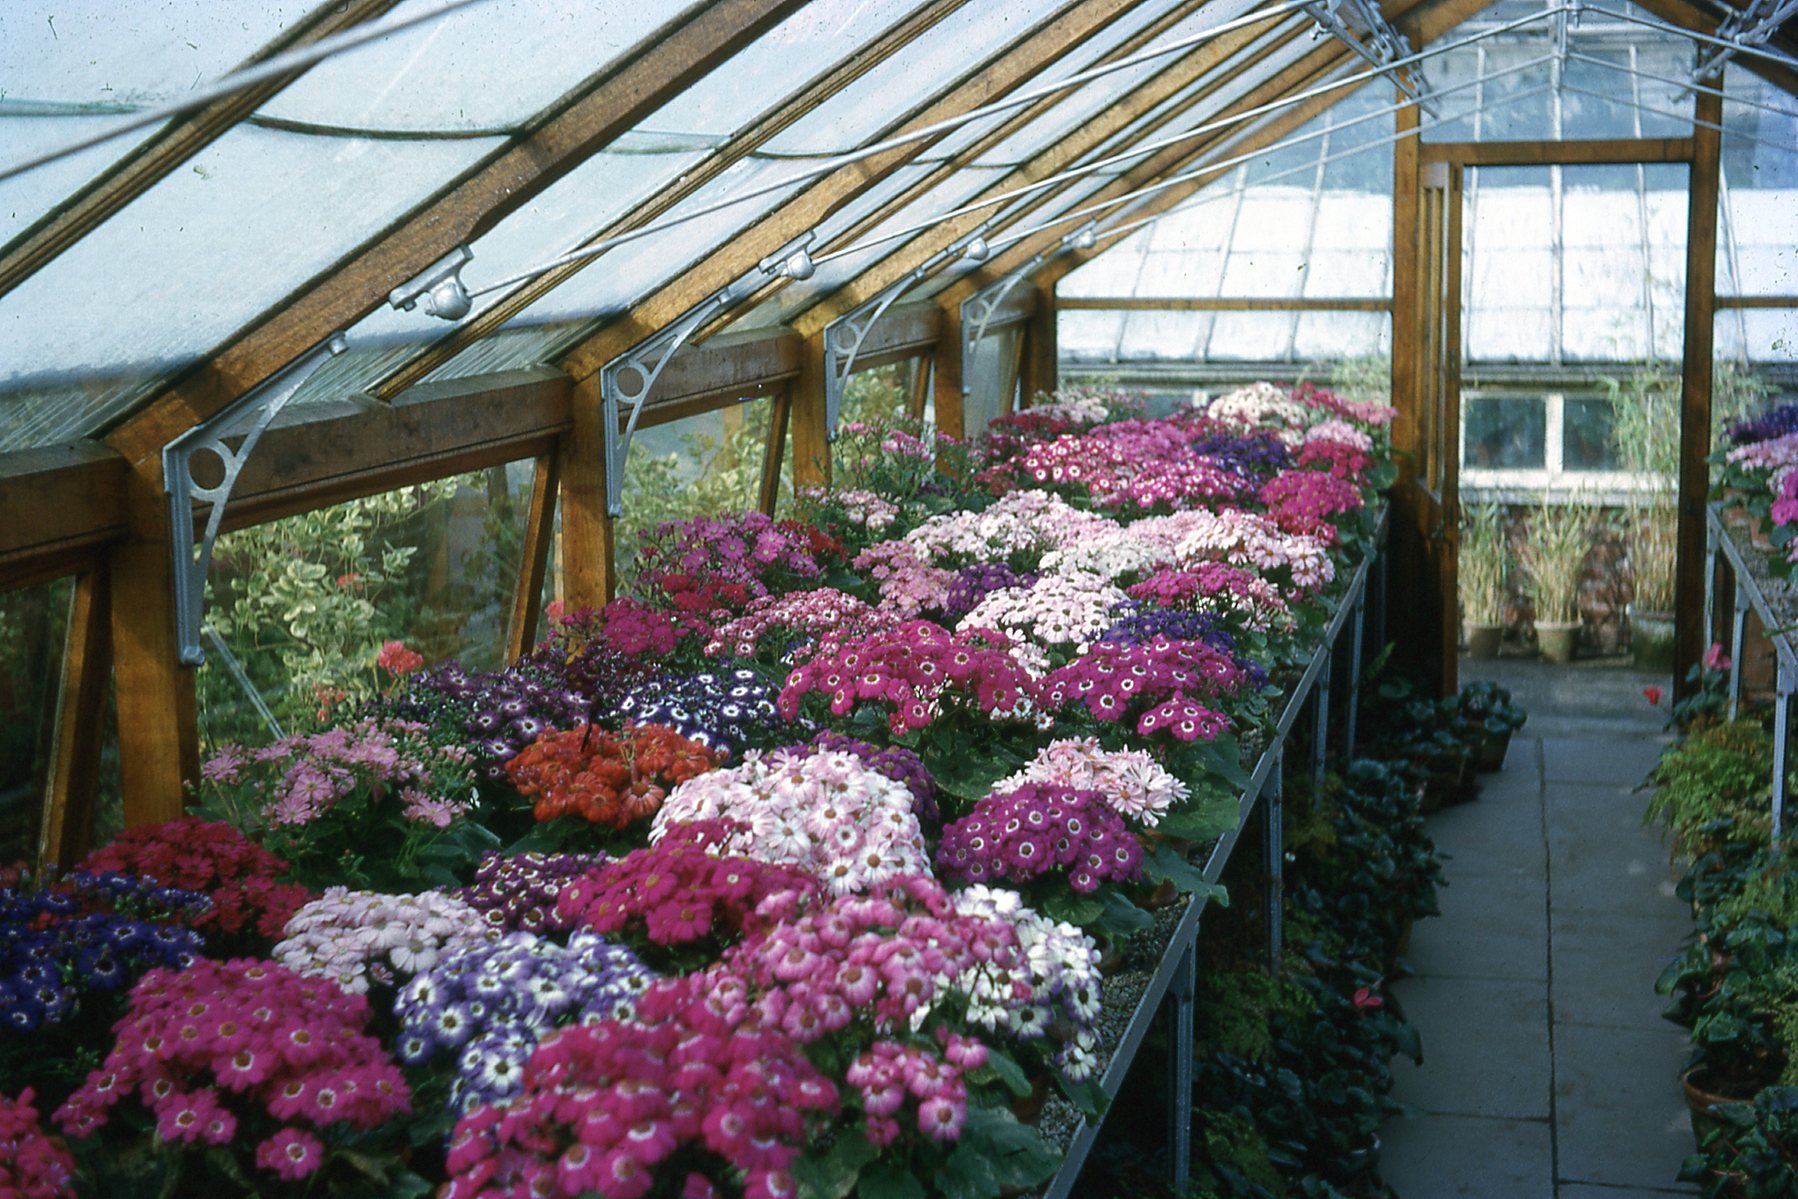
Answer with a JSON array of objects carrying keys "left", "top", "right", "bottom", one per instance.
[
  {"left": 1095, "top": 888, "right": 1153, "bottom": 936},
  {"left": 794, "top": 1131, "right": 879, "bottom": 1199},
  {"left": 1155, "top": 792, "right": 1240, "bottom": 844},
  {"left": 1144, "top": 844, "right": 1226, "bottom": 903},
  {"left": 940, "top": 1141, "right": 1003, "bottom": 1199},
  {"left": 857, "top": 1165, "right": 926, "bottom": 1199},
  {"left": 1041, "top": 891, "right": 1105, "bottom": 927},
  {"left": 978, "top": 1046, "right": 1032, "bottom": 1097}
]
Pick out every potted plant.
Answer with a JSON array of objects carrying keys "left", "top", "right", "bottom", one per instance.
[
  {"left": 1629, "top": 504, "right": 1678, "bottom": 673},
  {"left": 1459, "top": 502, "right": 1510, "bottom": 659},
  {"left": 1520, "top": 499, "right": 1591, "bottom": 664},
  {"left": 1459, "top": 681, "right": 1527, "bottom": 772}
]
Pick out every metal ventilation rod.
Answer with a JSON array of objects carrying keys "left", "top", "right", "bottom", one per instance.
[
  {"left": 809, "top": 6, "right": 1562, "bottom": 269},
  {"left": 452, "top": 0, "right": 1317, "bottom": 305},
  {"left": 1303, "top": 0, "right": 1431, "bottom": 109},
  {"left": 1580, "top": 2, "right": 1798, "bottom": 72},
  {"left": 1556, "top": 80, "right": 1798, "bottom": 153},
  {"left": 1691, "top": 0, "right": 1798, "bottom": 83},
  {"left": 1561, "top": 48, "right": 1798, "bottom": 119},
  {"left": 0, "top": 0, "right": 495, "bottom": 184},
  {"left": 980, "top": 56, "right": 1553, "bottom": 257}
]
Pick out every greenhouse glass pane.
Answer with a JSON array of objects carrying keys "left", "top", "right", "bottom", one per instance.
[
  {"left": 1293, "top": 311, "right": 1386, "bottom": 359},
  {"left": 764, "top": 0, "right": 1071, "bottom": 156},
  {"left": 1221, "top": 249, "right": 1307, "bottom": 296},
  {"left": 1209, "top": 312, "right": 1295, "bottom": 360},
  {"left": 1463, "top": 396, "right": 1545, "bottom": 469},
  {"left": 1117, "top": 312, "right": 1209, "bottom": 360},
  {"left": 197, "top": 462, "right": 538, "bottom": 752},
  {"left": 1313, "top": 193, "right": 1390, "bottom": 249},
  {"left": 616, "top": 400, "right": 785, "bottom": 581},
  {"left": 1467, "top": 307, "right": 1553, "bottom": 361},
  {"left": 0, "top": 576, "right": 72, "bottom": 865},
  {"left": 0, "top": 126, "right": 497, "bottom": 449},
  {"left": 963, "top": 325, "right": 1021, "bottom": 437},
  {"left": 0, "top": 1, "right": 307, "bottom": 239},
  {"left": 1058, "top": 310, "right": 1128, "bottom": 361},
  {"left": 1563, "top": 397, "right": 1616, "bottom": 468},
  {"left": 1478, "top": 54, "right": 1554, "bottom": 142},
  {"left": 1419, "top": 44, "right": 1481, "bottom": 142},
  {"left": 1720, "top": 72, "right": 1798, "bottom": 299},
  {"left": 1561, "top": 51, "right": 1640, "bottom": 140}
]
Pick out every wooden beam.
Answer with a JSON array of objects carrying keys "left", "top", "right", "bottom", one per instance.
[
  {"left": 791, "top": 331, "right": 831, "bottom": 490},
  {"left": 560, "top": 376, "right": 614, "bottom": 611},
  {"left": 650, "top": 331, "right": 803, "bottom": 409},
  {"left": 1716, "top": 295, "right": 1798, "bottom": 309},
  {"left": 107, "top": 0, "right": 810, "bottom": 467},
  {"left": 1058, "top": 296, "right": 1393, "bottom": 311},
  {"left": 793, "top": 15, "right": 1317, "bottom": 336},
  {"left": 109, "top": 469, "right": 197, "bottom": 828},
  {"left": 505, "top": 455, "right": 559, "bottom": 665},
  {"left": 38, "top": 568, "right": 111, "bottom": 868},
  {"left": 0, "top": 442, "right": 128, "bottom": 575},
  {"left": 0, "top": 0, "right": 405, "bottom": 302},
  {"left": 1630, "top": 0, "right": 1798, "bottom": 100},
  {"left": 1021, "top": 280, "right": 1059, "bottom": 403},
  {"left": 558, "top": 0, "right": 1158, "bottom": 384},
  {"left": 369, "top": 0, "right": 977, "bottom": 400},
  {"left": 1420, "top": 137, "right": 1694, "bottom": 165},
  {"left": 935, "top": 304, "right": 967, "bottom": 440},
  {"left": 761, "top": 388, "right": 794, "bottom": 514},
  {"left": 1676, "top": 84, "right": 1724, "bottom": 695}
]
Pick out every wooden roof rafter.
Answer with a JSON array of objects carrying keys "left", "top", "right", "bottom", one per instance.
[
  {"left": 554, "top": 0, "right": 1172, "bottom": 385},
  {"left": 103, "top": 0, "right": 812, "bottom": 466}
]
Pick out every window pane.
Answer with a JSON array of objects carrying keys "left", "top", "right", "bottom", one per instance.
[
  {"left": 198, "top": 462, "right": 540, "bottom": 750},
  {"left": 1563, "top": 397, "right": 1616, "bottom": 468},
  {"left": 0, "top": 577, "right": 72, "bottom": 863},
  {"left": 1464, "top": 396, "right": 1546, "bottom": 468}
]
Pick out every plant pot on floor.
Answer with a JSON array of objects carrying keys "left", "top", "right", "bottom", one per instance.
[
  {"left": 1535, "top": 620, "right": 1580, "bottom": 664},
  {"left": 1465, "top": 622, "right": 1504, "bottom": 660},
  {"left": 1683, "top": 1067, "right": 1758, "bottom": 1151},
  {"left": 1472, "top": 729, "right": 1513, "bottom": 773},
  {"left": 1631, "top": 607, "right": 1677, "bottom": 674}
]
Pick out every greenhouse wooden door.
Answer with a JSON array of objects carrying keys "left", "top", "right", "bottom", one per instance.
[{"left": 1393, "top": 152, "right": 1464, "bottom": 697}]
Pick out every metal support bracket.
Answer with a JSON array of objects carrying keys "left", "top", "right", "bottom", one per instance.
[
  {"left": 598, "top": 233, "right": 814, "bottom": 517},
  {"left": 1264, "top": 747, "right": 1285, "bottom": 972},
  {"left": 163, "top": 334, "right": 349, "bottom": 666},
  {"left": 1304, "top": 0, "right": 1434, "bottom": 111},
  {"left": 1775, "top": 659, "right": 1794, "bottom": 841},
  {"left": 822, "top": 264, "right": 930, "bottom": 442},
  {"left": 960, "top": 252, "right": 1047, "bottom": 366},
  {"left": 389, "top": 245, "right": 474, "bottom": 321},
  {"left": 1165, "top": 941, "right": 1196, "bottom": 1192},
  {"left": 1691, "top": 0, "right": 1798, "bottom": 85}
]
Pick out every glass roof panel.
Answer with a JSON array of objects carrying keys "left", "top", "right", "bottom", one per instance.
[
  {"left": 0, "top": 0, "right": 309, "bottom": 239},
  {"left": 762, "top": 0, "right": 1076, "bottom": 156},
  {"left": 1719, "top": 69, "right": 1798, "bottom": 299}
]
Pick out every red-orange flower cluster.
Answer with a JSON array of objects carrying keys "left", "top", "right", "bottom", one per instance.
[{"left": 505, "top": 723, "right": 723, "bottom": 827}]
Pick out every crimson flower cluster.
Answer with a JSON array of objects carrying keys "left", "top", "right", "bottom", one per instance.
[
  {"left": 0, "top": 1088, "right": 74, "bottom": 1199},
  {"left": 1295, "top": 436, "right": 1371, "bottom": 481},
  {"left": 460, "top": 851, "right": 608, "bottom": 933},
  {"left": 554, "top": 822, "right": 820, "bottom": 949},
  {"left": 635, "top": 512, "right": 841, "bottom": 619},
  {"left": 1041, "top": 637, "right": 1246, "bottom": 741},
  {"left": 504, "top": 722, "right": 723, "bottom": 827},
  {"left": 1255, "top": 471, "right": 1366, "bottom": 543},
  {"left": 936, "top": 785, "right": 1143, "bottom": 893},
  {"left": 76, "top": 817, "right": 310, "bottom": 942},
  {"left": 57, "top": 958, "right": 411, "bottom": 1183},
  {"left": 777, "top": 620, "right": 1041, "bottom": 735},
  {"left": 442, "top": 969, "right": 839, "bottom": 1199}
]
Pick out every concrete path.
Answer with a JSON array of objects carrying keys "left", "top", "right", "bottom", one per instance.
[{"left": 1379, "top": 657, "right": 1697, "bottom": 1198}]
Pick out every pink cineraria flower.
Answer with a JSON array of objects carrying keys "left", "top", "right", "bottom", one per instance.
[{"left": 995, "top": 736, "right": 1188, "bottom": 827}]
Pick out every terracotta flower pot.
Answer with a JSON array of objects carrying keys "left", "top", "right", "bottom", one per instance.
[
  {"left": 1465, "top": 621, "right": 1504, "bottom": 660},
  {"left": 1682, "top": 1067, "right": 1756, "bottom": 1150},
  {"left": 1631, "top": 608, "right": 1677, "bottom": 674},
  {"left": 1534, "top": 620, "right": 1580, "bottom": 664}
]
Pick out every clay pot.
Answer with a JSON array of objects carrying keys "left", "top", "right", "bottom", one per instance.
[{"left": 1465, "top": 622, "right": 1504, "bottom": 660}]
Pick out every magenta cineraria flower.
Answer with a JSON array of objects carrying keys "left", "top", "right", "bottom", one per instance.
[
  {"left": 936, "top": 784, "right": 1143, "bottom": 894},
  {"left": 1040, "top": 636, "right": 1244, "bottom": 741}
]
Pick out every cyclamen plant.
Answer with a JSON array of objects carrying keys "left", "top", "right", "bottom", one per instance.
[
  {"left": 442, "top": 969, "right": 840, "bottom": 1199},
  {"left": 75, "top": 816, "right": 311, "bottom": 943},
  {"left": 56, "top": 958, "right": 412, "bottom": 1186},
  {"left": 651, "top": 750, "right": 930, "bottom": 895},
  {"left": 395, "top": 930, "right": 657, "bottom": 1113},
  {"left": 273, "top": 887, "right": 492, "bottom": 995},
  {"left": 935, "top": 784, "right": 1144, "bottom": 894},
  {"left": 503, "top": 722, "right": 723, "bottom": 828},
  {"left": 459, "top": 851, "right": 608, "bottom": 934}
]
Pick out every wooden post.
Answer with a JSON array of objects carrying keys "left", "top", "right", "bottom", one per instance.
[
  {"left": 109, "top": 464, "right": 197, "bottom": 827},
  {"left": 39, "top": 568, "right": 111, "bottom": 866},
  {"left": 761, "top": 388, "right": 793, "bottom": 514},
  {"left": 935, "top": 305, "right": 967, "bottom": 440},
  {"left": 791, "top": 332, "right": 831, "bottom": 490},
  {"left": 1676, "top": 83, "right": 1723, "bottom": 695},
  {"left": 907, "top": 357, "right": 932, "bottom": 422},
  {"left": 1387, "top": 94, "right": 1429, "bottom": 675},
  {"left": 560, "top": 377, "right": 615, "bottom": 610},
  {"left": 1020, "top": 281, "right": 1059, "bottom": 403},
  {"left": 505, "top": 455, "right": 560, "bottom": 663}
]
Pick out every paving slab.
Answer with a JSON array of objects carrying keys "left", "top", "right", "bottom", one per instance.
[
  {"left": 1551, "top": 911, "right": 1693, "bottom": 1032},
  {"left": 1379, "top": 1113, "right": 1554, "bottom": 1199},
  {"left": 1389, "top": 976, "right": 1552, "bottom": 1119},
  {"left": 1552, "top": 1022, "right": 1697, "bottom": 1193},
  {"left": 1558, "top": 1184, "right": 1695, "bottom": 1198},
  {"left": 1541, "top": 736, "right": 1665, "bottom": 788},
  {"left": 1426, "top": 797, "right": 1547, "bottom": 870},
  {"left": 1407, "top": 873, "right": 1548, "bottom": 983}
]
